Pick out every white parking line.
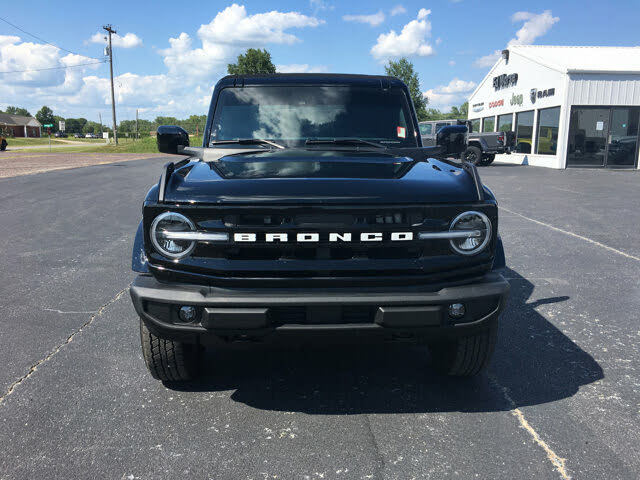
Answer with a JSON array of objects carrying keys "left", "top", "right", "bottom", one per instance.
[
  {"left": 499, "top": 206, "right": 640, "bottom": 263},
  {"left": 490, "top": 375, "right": 571, "bottom": 480}
]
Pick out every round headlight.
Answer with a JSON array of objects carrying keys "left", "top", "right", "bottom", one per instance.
[
  {"left": 150, "top": 212, "right": 196, "bottom": 259},
  {"left": 449, "top": 211, "right": 492, "bottom": 255}
]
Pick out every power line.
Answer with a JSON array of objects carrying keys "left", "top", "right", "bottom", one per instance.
[
  {"left": 0, "top": 16, "right": 102, "bottom": 61},
  {"left": 0, "top": 60, "right": 107, "bottom": 74}
]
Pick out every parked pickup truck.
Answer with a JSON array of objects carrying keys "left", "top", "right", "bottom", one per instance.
[
  {"left": 420, "top": 119, "right": 516, "bottom": 166},
  {"left": 130, "top": 74, "right": 509, "bottom": 383}
]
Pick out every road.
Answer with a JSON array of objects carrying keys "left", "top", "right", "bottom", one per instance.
[
  {"left": 4, "top": 139, "right": 106, "bottom": 151},
  {"left": 0, "top": 151, "right": 161, "bottom": 178},
  {"left": 0, "top": 159, "right": 638, "bottom": 479}
]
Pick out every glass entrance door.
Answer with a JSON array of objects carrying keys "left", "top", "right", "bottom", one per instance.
[
  {"left": 606, "top": 107, "right": 639, "bottom": 168},
  {"left": 567, "top": 107, "right": 640, "bottom": 168},
  {"left": 567, "top": 108, "right": 609, "bottom": 167}
]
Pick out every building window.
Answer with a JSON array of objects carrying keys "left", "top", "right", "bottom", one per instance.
[
  {"left": 482, "top": 116, "right": 495, "bottom": 132},
  {"left": 536, "top": 107, "right": 560, "bottom": 155},
  {"left": 470, "top": 119, "right": 480, "bottom": 133},
  {"left": 497, "top": 113, "right": 513, "bottom": 132},
  {"left": 515, "top": 110, "right": 535, "bottom": 153}
]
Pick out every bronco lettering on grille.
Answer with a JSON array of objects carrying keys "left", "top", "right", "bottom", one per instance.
[{"left": 233, "top": 232, "right": 414, "bottom": 243}]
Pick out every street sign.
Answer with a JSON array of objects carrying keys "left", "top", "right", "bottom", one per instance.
[
  {"left": 43, "top": 124, "right": 53, "bottom": 128},
  {"left": 59, "top": 120, "right": 65, "bottom": 132}
]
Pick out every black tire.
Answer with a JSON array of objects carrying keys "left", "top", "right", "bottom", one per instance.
[
  {"left": 429, "top": 317, "right": 498, "bottom": 376},
  {"left": 139, "top": 319, "right": 198, "bottom": 382},
  {"left": 462, "top": 145, "right": 483, "bottom": 165},
  {"left": 482, "top": 154, "right": 496, "bottom": 166}
]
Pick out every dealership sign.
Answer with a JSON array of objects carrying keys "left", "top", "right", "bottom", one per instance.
[
  {"left": 472, "top": 102, "right": 485, "bottom": 112},
  {"left": 530, "top": 88, "right": 555, "bottom": 104},
  {"left": 493, "top": 73, "right": 518, "bottom": 91},
  {"left": 510, "top": 93, "right": 524, "bottom": 106},
  {"left": 489, "top": 99, "right": 504, "bottom": 108}
]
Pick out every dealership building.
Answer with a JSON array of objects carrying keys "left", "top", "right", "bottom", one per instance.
[{"left": 467, "top": 45, "right": 640, "bottom": 169}]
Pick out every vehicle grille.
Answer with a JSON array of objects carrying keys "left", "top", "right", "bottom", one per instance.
[{"left": 145, "top": 204, "right": 497, "bottom": 286}]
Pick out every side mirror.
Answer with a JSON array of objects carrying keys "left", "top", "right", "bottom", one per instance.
[
  {"left": 157, "top": 125, "right": 189, "bottom": 154},
  {"left": 436, "top": 125, "right": 467, "bottom": 155}
]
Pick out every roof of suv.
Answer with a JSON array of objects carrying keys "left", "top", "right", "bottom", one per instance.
[{"left": 216, "top": 73, "right": 407, "bottom": 88}]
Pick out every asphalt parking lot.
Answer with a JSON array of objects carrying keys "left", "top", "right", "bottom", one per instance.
[{"left": 0, "top": 158, "right": 639, "bottom": 479}]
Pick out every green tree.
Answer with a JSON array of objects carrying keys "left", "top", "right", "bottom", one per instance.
[
  {"left": 35, "top": 106, "right": 55, "bottom": 127},
  {"left": 64, "top": 118, "right": 83, "bottom": 134},
  {"left": 154, "top": 116, "right": 180, "bottom": 127},
  {"left": 53, "top": 115, "right": 65, "bottom": 132},
  {"left": 459, "top": 101, "right": 469, "bottom": 118},
  {"left": 228, "top": 48, "right": 276, "bottom": 75},
  {"left": 384, "top": 58, "right": 428, "bottom": 121},
  {"left": 5, "top": 106, "right": 31, "bottom": 116}
]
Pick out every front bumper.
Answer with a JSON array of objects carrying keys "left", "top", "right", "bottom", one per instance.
[{"left": 130, "top": 273, "right": 509, "bottom": 343}]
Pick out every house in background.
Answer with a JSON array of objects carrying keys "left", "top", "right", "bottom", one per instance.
[{"left": 0, "top": 113, "right": 42, "bottom": 138}]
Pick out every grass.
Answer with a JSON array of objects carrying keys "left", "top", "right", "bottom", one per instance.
[
  {"left": 10, "top": 135, "right": 204, "bottom": 154},
  {"left": 6, "top": 137, "right": 68, "bottom": 146}
]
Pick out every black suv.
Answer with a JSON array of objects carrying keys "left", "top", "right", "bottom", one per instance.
[{"left": 130, "top": 74, "right": 509, "bottom": 382}]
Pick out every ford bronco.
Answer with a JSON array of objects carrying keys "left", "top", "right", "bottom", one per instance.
[{"left": 130, "top": 74, "right": 509, "bottom": 382}]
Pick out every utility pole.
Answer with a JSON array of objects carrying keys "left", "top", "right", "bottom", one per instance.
[
  {"left": 103, "top": 24, "right": 118, "bottom": 145},
  {"left": 98, "top": 112, "right": 103, "bottom": 135},
  {"left": 135, "top": 109, "right": 139, "bottom": 141}
]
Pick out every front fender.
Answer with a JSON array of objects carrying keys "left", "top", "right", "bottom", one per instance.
[
  {"left": 131, "top": 221, "right": 149, "bottom": 273},
  {"left": 492, "top": 235, "right": 506, "bottom": 270}
]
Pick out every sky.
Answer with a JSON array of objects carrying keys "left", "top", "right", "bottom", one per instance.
[{"left": 1, "top": 0, "right": 637, "bottom": 122}]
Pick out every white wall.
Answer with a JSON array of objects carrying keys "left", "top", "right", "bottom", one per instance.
[
  {"left": 469, "top": 50, "right": 567, "bottom": 168},
  {"left": 567, "top": 73, "right": 640, "bottom": 105}
]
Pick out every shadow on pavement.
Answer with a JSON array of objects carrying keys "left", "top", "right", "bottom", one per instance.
[{"left": 168, "top": 267, "right": 603, "bottom": 414}]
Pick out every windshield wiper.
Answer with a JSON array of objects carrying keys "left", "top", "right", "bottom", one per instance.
[
  {"left": 211, "top": 139, "right": 285, "bottom": 149},
  {"left": 305, "top": 138, "right": 388, "bottom": 149}
]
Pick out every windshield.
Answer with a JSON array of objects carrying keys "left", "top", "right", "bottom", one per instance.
[{"left": 209, "top": 86, "right": 417, "bottom": 147}]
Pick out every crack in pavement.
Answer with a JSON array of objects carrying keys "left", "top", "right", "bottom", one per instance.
[
  {"left": 499, "top": 206, "right": 640, "bottom": 263},
  {"left": 362, "top": 414, "right": 385, "bottom": 479},
  {"left": 490, "top": 374, "right": 571, "bottom": 480},
  {"left": 0, "top": 285, "right": 130, "bottom": 406},
  {"left": 43, "top": 308, "right": 98, "bottom": 314}
]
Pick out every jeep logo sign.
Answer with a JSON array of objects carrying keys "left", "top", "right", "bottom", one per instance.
[{"left": 233, "top": 232, "right": 414, "bottom": 243}]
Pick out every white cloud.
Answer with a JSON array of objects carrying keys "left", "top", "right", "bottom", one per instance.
[
  {"left": 276, "top": 64, "right": 329, "bottom": 73},
  {"left": 474, "top": 10, "right": 559, "bottom": 68},
  {"left": 390, "top": 5, "right": 406, "bottom": 16},
  {"left": 423, "top": 78, "right": 476, "bottom": 110},
  {"left": 309, "top": 0, "right": 333, "bottom": 13},
  {"left": 160, "top": 4, "right": 323, "bottom": 79},
  {"left": 448, "top": 60, "right": 455, "bottom": 66},
  {"left": 160, "top": 32, "right": 228, "bottom": 78},
  {"left": 0, "top": 35, "right": 98, "bottom": 88},
  {"left": 343, "top": 11, "right": 385, "bottom": 27},
  {"left": 371, "top": 8, "right": 434, "bottom": 61},
  {"left": 508, "top": 10, "right": 559, "bottom": 45},
  {"left": 474, "top": 51, "right": 501, "bottom": 68},
  {"left": 198, "top": 4, "right": 322, "bottom": 46},
  {"left": 89, "top": 31, "right": 143, "bottom": 48},
  {"left": 0, "top": 5, "right": 324, "bottom": 121}
]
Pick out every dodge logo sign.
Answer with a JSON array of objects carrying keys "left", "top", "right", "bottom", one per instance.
[
  {"left": 233, "top": 232, "right": 414, "bottom": 243},
  {"left": 530, "top": 88, "right": 538, "bottom": 104}
]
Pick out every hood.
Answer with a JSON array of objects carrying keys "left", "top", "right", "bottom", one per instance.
[{"left": 163, "top": 149, "right": 480, "bottom": 204}]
